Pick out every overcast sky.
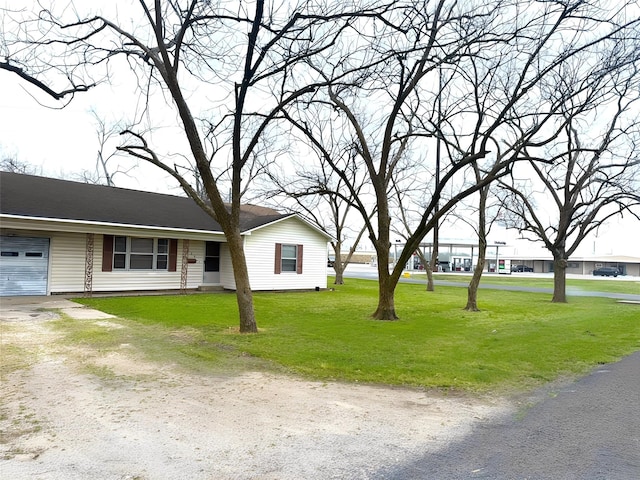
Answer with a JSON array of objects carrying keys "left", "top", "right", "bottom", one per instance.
[
  {"left": 2, "top": 72, "right": 635, "bottom": 258},
  {"left": 1, "top": 69, "right": 178, "bottom": 193},
  {"left": 1, "top": 1, "right": 637, "bottom": 258}
]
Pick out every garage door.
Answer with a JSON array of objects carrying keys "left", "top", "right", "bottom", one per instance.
[{"left": 0, "top": 236, "right": 50, "bottom": 296}]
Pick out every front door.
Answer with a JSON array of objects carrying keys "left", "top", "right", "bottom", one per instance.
[{"left": 203, "top": 241, "right": 220, "bottom": 284}]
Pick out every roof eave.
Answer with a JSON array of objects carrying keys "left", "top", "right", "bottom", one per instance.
[
  {"left": 0, "top": 213, "right": 225, "bottom": 237},
  {"left": 241, "top": 213, "right": 334, "bottom": 241}
]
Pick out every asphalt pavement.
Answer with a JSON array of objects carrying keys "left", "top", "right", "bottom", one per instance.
[
  {"left": 375, "top": 351, "right": 640, "bottom": 479},
  {"left": 339, "top": 263, "right": 640, "bottom": 479}
]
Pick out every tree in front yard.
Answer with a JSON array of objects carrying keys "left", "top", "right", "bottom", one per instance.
[
  {"left": 1, "top": 0, "right": 371, "bottom": 331},
  {"left": 285, "top": 0, "right": 639, "bottom": 319},
  {"left": 264, "top": 137, "right": 374, "bottom": 285}
]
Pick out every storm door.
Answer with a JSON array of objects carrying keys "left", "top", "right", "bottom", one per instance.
[{"left": 203, "top": 241, "right": 220, "bottom": 284}]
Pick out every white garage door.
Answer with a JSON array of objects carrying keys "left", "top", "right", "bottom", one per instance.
[{"left": 0, "top": 236, "right": 50, "bottom": 296}]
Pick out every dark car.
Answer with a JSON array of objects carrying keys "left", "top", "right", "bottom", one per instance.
[
  {"left": 327, "top": 255, "right": 335, "bottom": 268},
  {"left": 592, "top": 266, "right": 619, "bottom": 277},
  {"left": 511, "top": 264, "right": 533, "bottom": 272}
]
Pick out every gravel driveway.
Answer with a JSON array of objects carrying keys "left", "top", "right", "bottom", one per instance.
[{"left": 0, "top": 298, "right": 509, "bottom": 480}]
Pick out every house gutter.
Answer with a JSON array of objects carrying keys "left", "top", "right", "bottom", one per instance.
[{"left": 0, "top": 214, "right": 227, "bottom": 241}]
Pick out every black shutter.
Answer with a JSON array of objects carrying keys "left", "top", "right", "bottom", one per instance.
[
  {"left": 168, "top": 239, "right": 178, "bottom": 272},
  {"left": 102, "top": 235, "right": 113, "bottom": 272},
  {"left": 274, "top": 243, "right": 282, "bottom": 274}
]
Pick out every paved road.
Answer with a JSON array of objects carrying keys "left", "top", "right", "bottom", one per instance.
[
  {"left": 374, "top": 351, "right": 640, "bottom": 479},
  {"left": 344, "top": 264, "right": 639, "bottom": 478},
  {"left": 342, "top": 265, "right": 640, "bottom": 302}
]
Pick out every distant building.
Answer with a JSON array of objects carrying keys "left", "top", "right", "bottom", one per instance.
[
  {"left": 505, "top": 255, "right": 640, "bottom": 277},
  {"left": 363, "top": 240, "right": 640, "bottom": 277}
]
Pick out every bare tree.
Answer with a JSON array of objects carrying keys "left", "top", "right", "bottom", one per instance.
[
  {"left": 448, "top": 52, "right": 509, "bottom": 312},
  {"left": 265, "top": 141, "right": 374, "bottom": 285},
  {"left": 75, "top": 110, "right": 137, "bottom": 186},
  {"left": 284, "top": 0, "right": 640, "bottom": 320},
  {"left": 286, "top": 1, "right": 508, "bottom": 319},
  {"left": 498, "top": 56, "right": 640, "bottom": 302},
  {"left": 0, "top": 153, "right": 40, "bottom": 175},
  {"left": 460, "top": 169, "right": 506, "bottom": 312},
  {"left": 1, "top": 0, "right": 370, "bottom": 332}
]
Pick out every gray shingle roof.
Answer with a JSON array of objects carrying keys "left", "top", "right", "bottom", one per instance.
[{"left": 0, "top": 172, "right": 289, "bottom": 233}]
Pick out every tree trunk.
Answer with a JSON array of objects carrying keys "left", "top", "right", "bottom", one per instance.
[
  {"left": 416, "top": 249, "right": 434, "bottom": 291},
  {"left": 372, "top": 249, "right": 398, "bottom": 320},
  {"left": 226, "top": 230, "right": 258, "bottom": 333},
  {"left": 332, "top": 245, "right": 344, "bottom": 285},
  {"left": 373, "top": 271, "right": 398, "bottom": 320},
  {"left": 465, "top": 248, "right": 486, "bottom": 311},
  {"left": 552, "top": 255, "right": 568, "bottom": 303},
  {"left": 425, "top": 264, "right": 435, "bottom": 292},
  {"left": 465, "top": 182, "right": 488, "bottom": 311},
  {"left": 333, "top": 264, "right": 344, "bottom": 285}
]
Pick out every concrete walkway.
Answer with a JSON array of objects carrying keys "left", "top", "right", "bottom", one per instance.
[{"left": 0, "top": 296, "right": 115, "bottom": 322}]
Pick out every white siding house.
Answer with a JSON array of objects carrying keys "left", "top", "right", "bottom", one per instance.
[
  {"left": 243, "top": 217, "right": 329, "bottom": 291},
  {"left": 0, "top": 172, "right": 332, "bottom": 296},
  {"left": 49, "top": 231, "right": 86, "bottom": 292}
]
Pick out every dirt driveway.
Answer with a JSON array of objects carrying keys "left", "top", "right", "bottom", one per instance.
[{"left": 0, "top": 298, "right": 509, "bottom": 480}]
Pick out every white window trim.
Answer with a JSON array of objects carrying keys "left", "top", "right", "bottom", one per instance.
[
  {"left": 280, "top": 244, "right": 298, "bottom": 273},
  {"left": 113, "top": 236, "right": 169, "bottom": 271}
]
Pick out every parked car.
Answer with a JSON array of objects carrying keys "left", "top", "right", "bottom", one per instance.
[
  {"left": 327, "top": 255, "right": 335, "bottom": 267},
  {"left": 592, "top": 266, "right": 619, "bottom": 277},
  {"left": 511, "top": 264, "right": 533, "bottom": 272}
]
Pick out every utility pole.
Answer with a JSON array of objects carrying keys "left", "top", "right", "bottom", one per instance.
[{"left": 431, "top": 66, "right": 442, "bottom": 273}]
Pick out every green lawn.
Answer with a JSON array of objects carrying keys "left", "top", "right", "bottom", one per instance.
[
  {"left": 74, "top": 279, "right": 640, "bottom": 394},
  {"left": 415, "top": 273, "right": 640, "bottom": 295}
]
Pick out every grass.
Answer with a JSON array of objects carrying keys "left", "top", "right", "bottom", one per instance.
[
  {"left": 0, "top": 344, "right": 32, "bottom": 380},
  {"left": 412, "top": 272, "right": 640, "bottom": 295},
  {"left": 50, "top": 313, "right": 273, "bottom": 378},
  {"left": 73, "top": 279, "right": 640, "bottom": 394},
  {"left": 0, "top": 324, "right": 36, "bottom": 380}
]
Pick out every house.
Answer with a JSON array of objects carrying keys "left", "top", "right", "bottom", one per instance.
[{"left": 0, "top": 172, "right": 332, "bottom": 296}]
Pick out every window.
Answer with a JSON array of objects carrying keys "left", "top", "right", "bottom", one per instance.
[
  {"left": 281, "top": 245, "right": 298, "bottom": 272},
  {"left": 274, "top": 243, "right": 303, "bottom": 274},
  {"left": 112, "top": 236, "right": 169, "bottom": 270}
]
